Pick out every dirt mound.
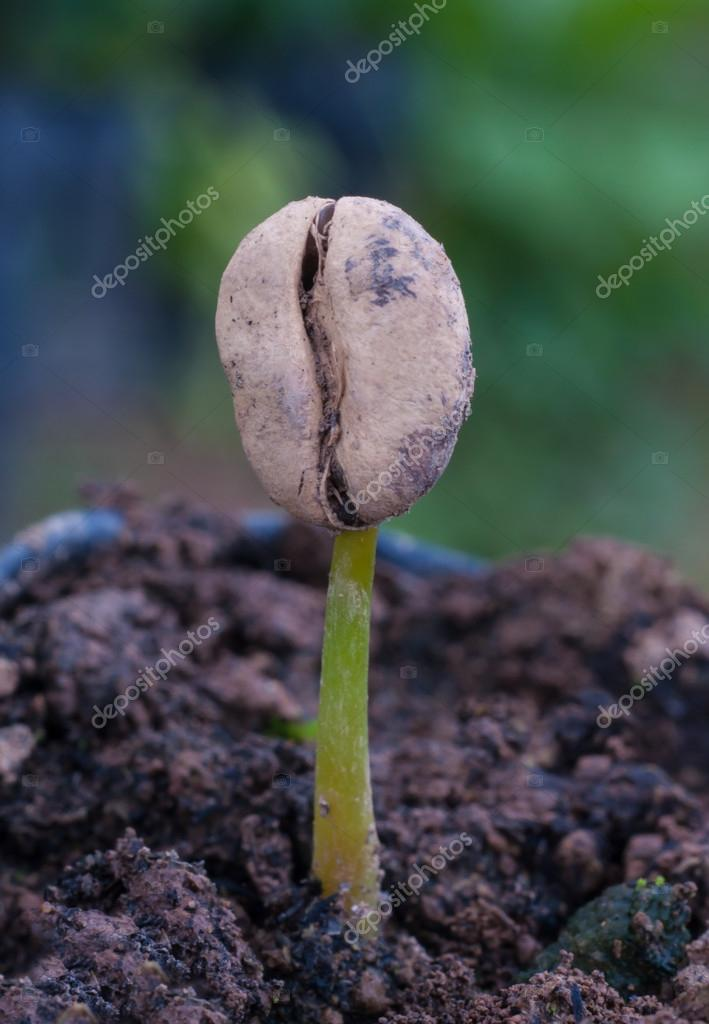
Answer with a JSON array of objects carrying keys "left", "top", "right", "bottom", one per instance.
[{"left": 1, "top": 492, "right": 708, "bottom": 1022}]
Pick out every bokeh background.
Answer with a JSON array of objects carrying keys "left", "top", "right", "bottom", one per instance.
[{"left": 3, "top": 0, "right": 709, "bottom": 582}]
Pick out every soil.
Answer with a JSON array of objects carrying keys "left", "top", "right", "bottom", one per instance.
[{"left": 1, "top": 487, "right": 709, "bottom": 1023}]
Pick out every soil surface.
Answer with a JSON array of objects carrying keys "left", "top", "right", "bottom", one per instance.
[{"left": 1, "top": 489, "right": 709, "bottom": 1023}]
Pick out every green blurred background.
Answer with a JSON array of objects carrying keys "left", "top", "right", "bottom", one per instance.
[{"left": 3, "top": 0, "right": 708, "bottom": 582}]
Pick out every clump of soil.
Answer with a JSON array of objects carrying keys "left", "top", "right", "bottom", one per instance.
[
  {"left": 1, "top": 489, "right": 709, "bottom": 1022},
  {"left": 532, "top": 878, "right": 695, "bottom": 996}
]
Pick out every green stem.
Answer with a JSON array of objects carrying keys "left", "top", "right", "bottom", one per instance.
[{"left": 312, "top": 526, "right": 380, "bottom": 919}]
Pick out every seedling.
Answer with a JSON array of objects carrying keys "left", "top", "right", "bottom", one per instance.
[{"left": 216, "top": 195, "right": 474, "bottom": 931}]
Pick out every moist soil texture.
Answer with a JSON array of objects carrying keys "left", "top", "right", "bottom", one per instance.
[{"left": 1, "top": 489, "right": 709, "bottom": 1023}]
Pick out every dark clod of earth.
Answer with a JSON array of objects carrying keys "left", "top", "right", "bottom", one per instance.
[{"left": 2, "top": 488, "right": 709, "bottom": 1022}]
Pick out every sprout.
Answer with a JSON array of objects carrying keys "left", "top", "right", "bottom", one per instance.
[{"left": 216, "top": 195, "right": 474, "bottom": 932}]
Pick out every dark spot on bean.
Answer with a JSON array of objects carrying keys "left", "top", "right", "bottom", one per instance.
[{"left": 366, "top": 235, "right": 416, "bottom": 308}]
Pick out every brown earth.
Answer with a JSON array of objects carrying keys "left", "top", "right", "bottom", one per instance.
[{"left": 1, "top": 489, "right": 709, "bottom": 1023}]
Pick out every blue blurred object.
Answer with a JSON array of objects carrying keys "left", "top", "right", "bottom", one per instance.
[
  {"left": 0, "top": 508, "right": 123, "bottom": 606},
  {"left": 377, "top": 528, "right": 485, "bottom": 577},
  {"left": 0, "top": 507, "right": 485, "bottom": 602},
  {"left": 245, "top": 511, "right": 486, "bottom": 577}
]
